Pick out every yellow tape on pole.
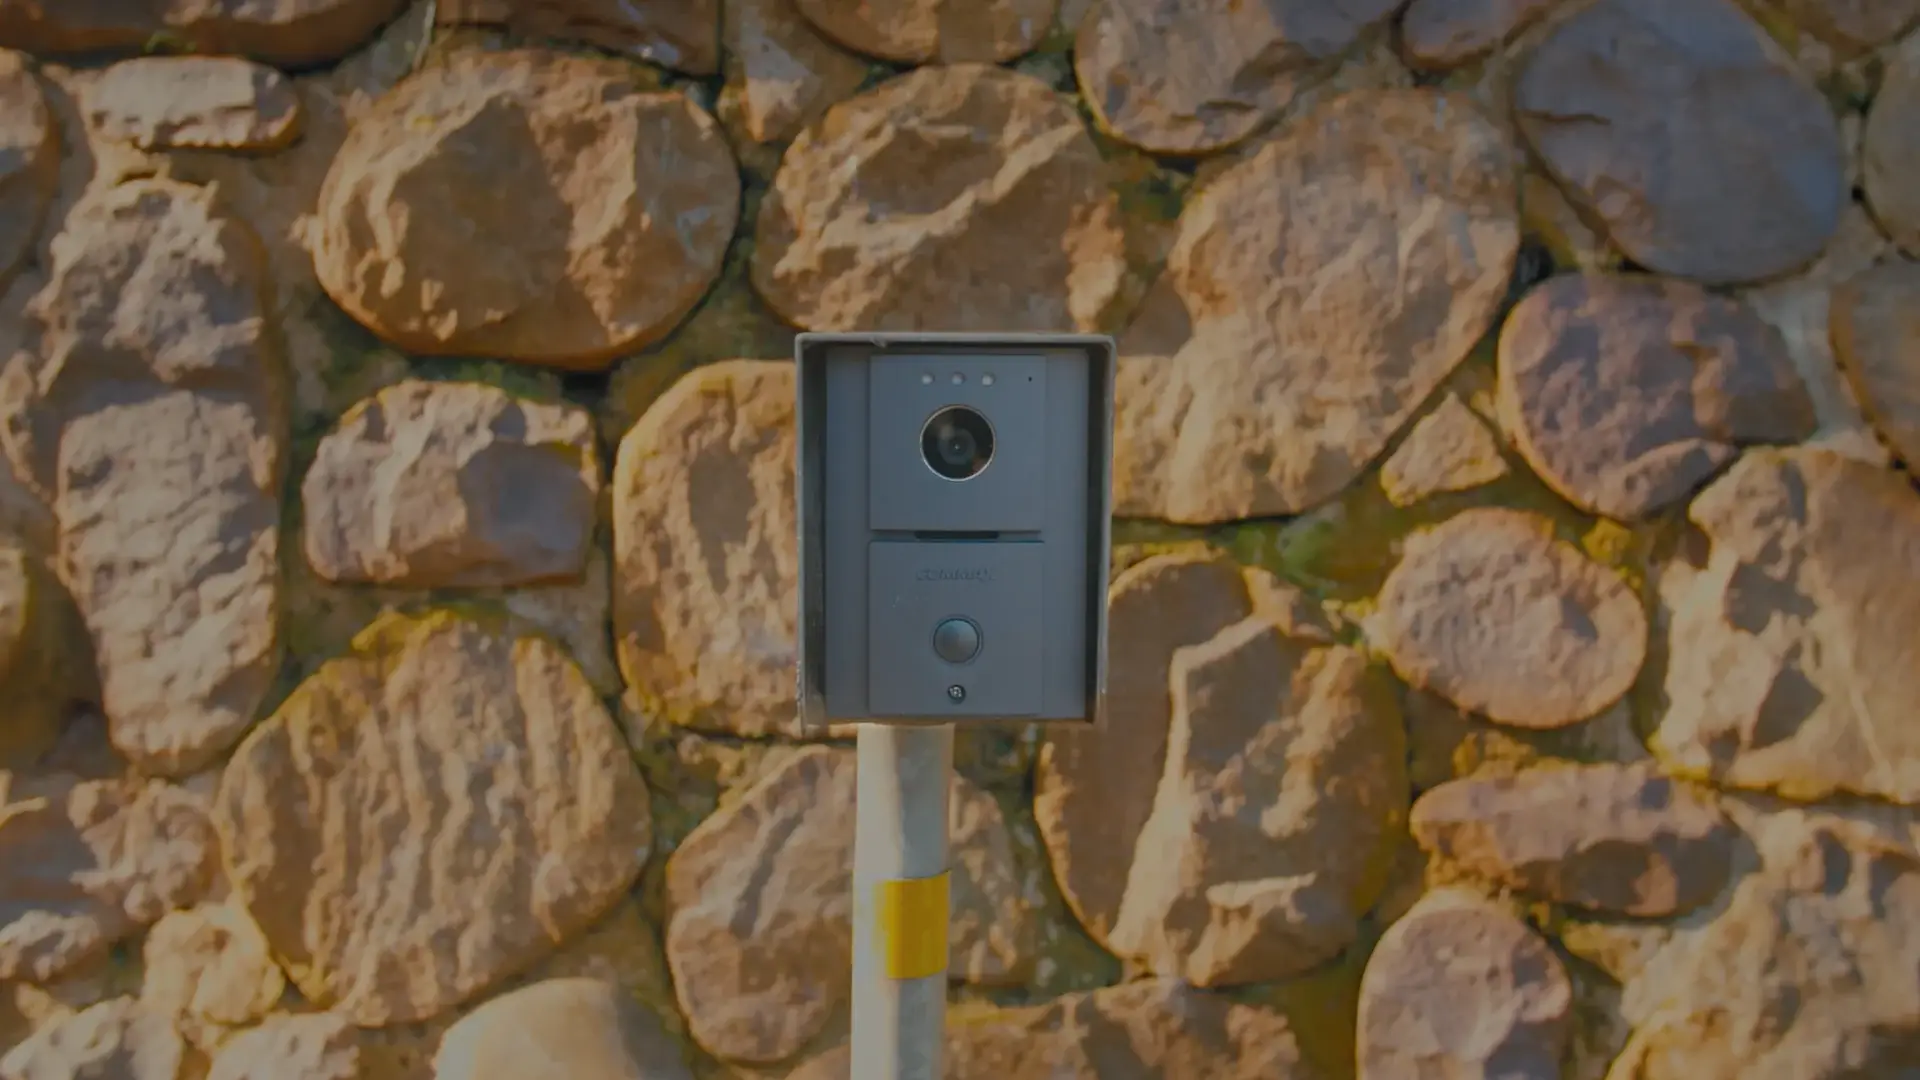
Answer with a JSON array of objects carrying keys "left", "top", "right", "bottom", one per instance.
[{"left": 875, "top": 871, "right": 950, "bottom": 981}]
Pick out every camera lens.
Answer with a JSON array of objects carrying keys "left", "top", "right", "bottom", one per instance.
[{"left": 921, "top": 405, "right": 995, "bottom": 481}]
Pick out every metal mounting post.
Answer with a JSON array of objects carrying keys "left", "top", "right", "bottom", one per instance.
[{"left": 850, "top": 722, "right": 954, "bottom": 1080}]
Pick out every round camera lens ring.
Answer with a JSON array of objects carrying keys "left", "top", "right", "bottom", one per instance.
[{"left": 919, "top": 405, "right": 996, "bottom": 482}]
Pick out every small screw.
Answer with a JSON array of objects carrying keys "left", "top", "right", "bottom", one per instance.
[{"left": 947, "top": 684, "right": 966, "bottom": 703}]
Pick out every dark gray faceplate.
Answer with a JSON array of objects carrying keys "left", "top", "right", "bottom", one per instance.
[{"left": 796, "top": 333, "right": 1114, "bottom": 728}]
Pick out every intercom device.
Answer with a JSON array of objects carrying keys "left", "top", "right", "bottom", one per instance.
[{"left": 795, "top": 332, "right": 1115, "bottom": 728}]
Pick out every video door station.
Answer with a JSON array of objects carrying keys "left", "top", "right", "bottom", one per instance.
[{"left": 795, "top": 333, "right": 1116, "bottom": 728}]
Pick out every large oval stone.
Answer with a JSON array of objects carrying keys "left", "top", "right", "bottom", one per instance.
[
  {"left": 1037, "top": 552, "right": 1397, "bottom": 982},
  {"left": 1830, "top": 260, "right": 1920, "bottom": 469},
  {"left": 751, "top": 64, "right": 1127, "bottom": 336},
  {"left": 313, "top": 49, "right": 740, "bottom": 371},
  {"left": 84, "top": 56, "right": 303, "bottom": 153},
  {"left": 212, "top": 611, "right": 652, "bottom": 1026},
  {"left": 301, "top": 380, "right": 601, "bottom": 589},
  {"left": 1864, "top": 49, "right": 1920, "bottom": 257},
  {"left": 0, "top": 180, "right": 286, "bottom": 777},
  {"left": 1496, "top": 272, "right": 1815, "bottom": 521},
  {"left": 612, "top": 361, "right": 798, "bottom": 738},
  {"left": 1115, "top": 88, "right": 1517, "bottom": 523},
  {"left": 1036, "top": 551, "right": 1260, "bottom": 948},
  {"left": 1514, "top": 0, "right": 1846, "bottom": 285},
  {"left": 1358, "top": 889, "right": 1572, "bottom": 1080},
  {"left": 1105, "top": 612, "right": 1407, "bottom": 985},
  {"left": 1373, "top": 508, "right": 1648, "bottom": 729}
]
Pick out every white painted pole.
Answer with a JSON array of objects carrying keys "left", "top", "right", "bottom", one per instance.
[{"left": 851, "top": 722, "right": 953, "bottom": 1080}]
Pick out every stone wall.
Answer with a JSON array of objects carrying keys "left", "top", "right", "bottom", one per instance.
[{"left": 1, "top": 0, "right": 1918, "bottom": 1077}]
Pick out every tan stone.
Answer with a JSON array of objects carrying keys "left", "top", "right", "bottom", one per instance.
[
  {"left": 794, "top": 0, "right": 1055, "bottom": 62},
  {"left": 207, "top": 1013, "right": 360, "bottom": 1080},
  {"left": 1515, "top": 0, "right": 1847, "bottom": 285},
  {"left": 437, "top": 0, "right": 720, "bottom": 73},
  {"left": 722, "top": 0, "right": 867, "bottom": 144},
  {"left": 1411, "top": 764, "right": 1736, "bottom": 916},
  {"left": 1373, "top": 508, "right": 1648, "bottom": 729},
  {"left": 1035, "top": 552, "right": 1336, "bottom": 954},
  {"left": 0, "top": 542, "right": 93, "bottom": 768},
  {"left": 663, "top": 747, "right": 1034, "bottom": 1064},
  {"left": 1401, "top": 0, "right": 1560, "bottom": 70},
  {"left": 301, "top": 380, "right": 601, "bottom": 589},
  {"left": 1107, "top": 614, "right": 1407, "bottom": 985},
  {"left": 612, "top": 361, "right": 798, "bottom": 739},
  {"left": 1866, "top": 48, "right": 1920, "bottom": 258},
  {"left": 139, "top": 904, "right": 285, "bottom": 1049},
  {"left": 1610, "top": 818, "right": 1920, "bottom": 1078},
  {"left": 1037, "top": 552, "right": 1249, "bottom": 946},
  {"left": 0, "top": 179, "right": 286, "bottom": 777},
  {"left": 212, "top": 611, "right": 652, "bottom": 1026},
  {"left": 85, "top": 57, "right": 302, "bottom": 152},
  {"left": 1117, "top": 88, "right": 1519, "bottom": 523},
  {"left": 752, "top": 64, "right": 1127, "bottom": 335},
  {"left": 1653, "top": 447, "right": 1920, "bottom": 803},
  {"left": 1379, "top": 393, "right": 1509, "bottom": 507},
  {"left": 0, "top": 50, "right": 56, "bottom": 289},
  {"left": 1496, "top": 272, "right": 1816, "bottom": 520},
  {"left": 0, "top": 775, "right": 218, "bottom": 986},
  {"left": 1074, "top": 0, "right": 1400, "bottom": 155},
  {"left": 0, "top": 997, "right": 188, "bottom": 1080},
  {"left": 0, "top": 0, "right": 409, "bottom": 66},
  {"left": 1357, "top": 889, "right": 1572, "bottom": 1080},
  {"left": 433, "top": 978, "right": 693, "bottom": 1080},
  {"left": 789, "top": 978, "right": 1325, "bottom": 1079},
  {"left": 313, "top": 49, "right": 740, "bottom": 370},
  {"left": 1832, "top": 260, "right": 1920, "bottom": 468}
]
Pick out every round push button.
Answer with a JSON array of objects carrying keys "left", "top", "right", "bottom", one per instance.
[{"left": 932, "top": 617, "right": 982, "bottom": 664}]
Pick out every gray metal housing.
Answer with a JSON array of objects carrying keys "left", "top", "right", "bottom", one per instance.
[{"left": 795, "top": 332, "right": 1115, "bottom": 730}]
